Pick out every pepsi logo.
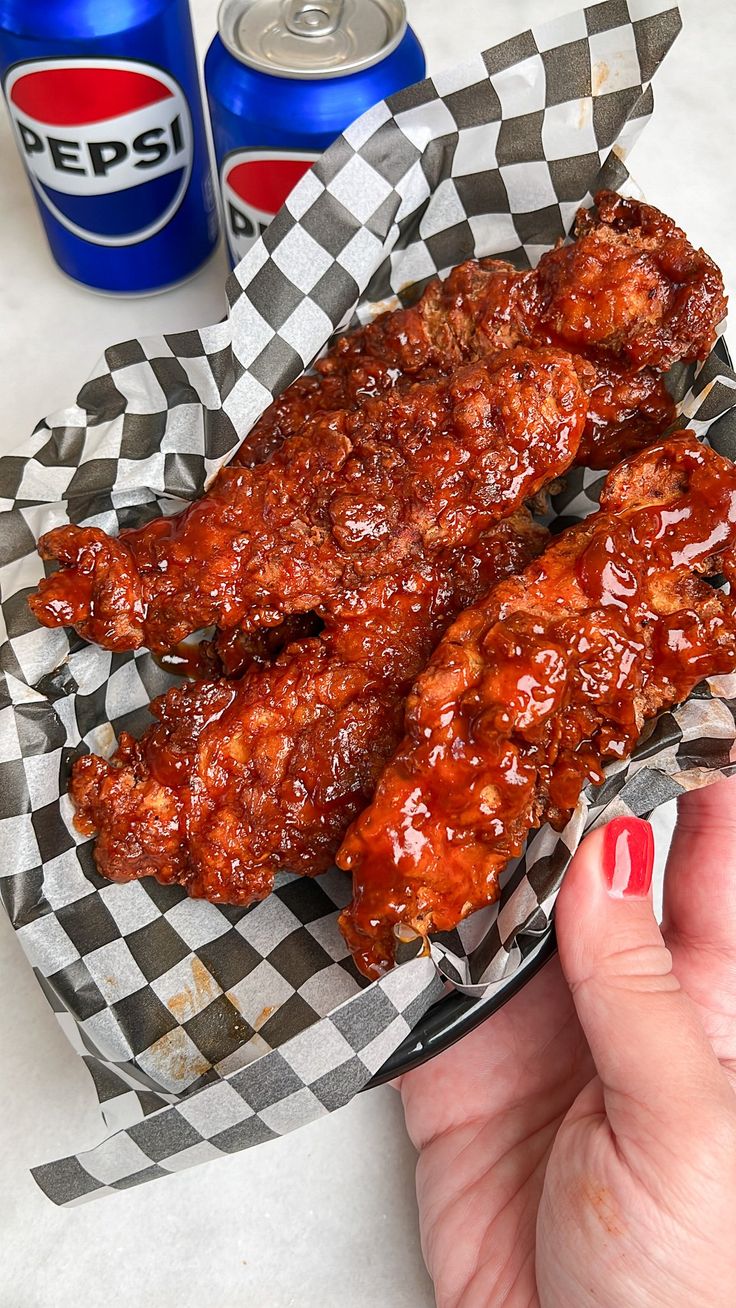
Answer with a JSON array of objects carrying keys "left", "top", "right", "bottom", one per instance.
[
  {"left": 4, "top": 58, "right": 193, "bottom": 247},
  {"left": 222, "top": 149, "right": 317, "bottom": 264}
]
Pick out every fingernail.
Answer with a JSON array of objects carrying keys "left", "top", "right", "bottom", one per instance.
[{"left": 602, "top": 817, "right": 654, "bottom": 898}]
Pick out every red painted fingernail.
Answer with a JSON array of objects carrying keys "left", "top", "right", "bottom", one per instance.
[{"left": 602, "top": 817, "right": 654, "bottom": 898}]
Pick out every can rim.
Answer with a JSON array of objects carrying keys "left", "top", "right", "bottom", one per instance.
[{"left": 216, "top": 0, "right": 408, "bottom": 80}]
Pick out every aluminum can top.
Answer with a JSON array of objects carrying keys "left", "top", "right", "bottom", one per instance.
[{"left": 217, "top": 0, "right": 408, "bottom": 80}]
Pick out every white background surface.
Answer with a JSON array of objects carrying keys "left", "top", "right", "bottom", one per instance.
[{"left": 0, "top": 2, "right": 734, "bottom": 1305}]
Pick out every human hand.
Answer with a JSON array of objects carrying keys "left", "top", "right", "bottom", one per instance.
[{"left": 399, "top": 775, "right": 736, "bottom": 1307}]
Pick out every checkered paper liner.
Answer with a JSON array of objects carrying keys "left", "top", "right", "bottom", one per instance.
[{"left": 2, "top": 0, "right": 733, "bottom": 1206}]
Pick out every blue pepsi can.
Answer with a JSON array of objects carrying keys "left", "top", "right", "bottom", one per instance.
[
  {"left": 205, "top": 0, "right": 425, "bottom": 265},
  {"left": 0, "top": 0, "right": 219, "bottom": 294}
]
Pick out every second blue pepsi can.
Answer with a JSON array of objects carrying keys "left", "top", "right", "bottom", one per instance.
[
  {"left": 0, "top": 0, "right": 219, "bottom": 294},
  {"left": 205, "top": 0, "right": 426, "bottom": 266}
]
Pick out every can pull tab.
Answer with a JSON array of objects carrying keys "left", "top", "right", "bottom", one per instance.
[{"left": 283, "top": 0, "right": 344, "bottom": 38}]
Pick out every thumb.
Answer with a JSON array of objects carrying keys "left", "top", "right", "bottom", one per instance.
[{"left": 555, "top": 816, "right": 733, "bottom": 1153}]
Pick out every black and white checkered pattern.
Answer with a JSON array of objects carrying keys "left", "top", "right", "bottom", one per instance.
[
  {"left": 3, "top": 1, "right": 731, "bottom": 1206},
  {"left": 30, "top": 950, "right": 443, "bottom": 1205}
]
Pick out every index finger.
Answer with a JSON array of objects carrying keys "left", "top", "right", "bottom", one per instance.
[{"left": 662, "top": 774, "right": 736, "bottom": 1064}]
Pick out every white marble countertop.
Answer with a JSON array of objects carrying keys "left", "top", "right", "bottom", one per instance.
[{"left": 1, "top": 2, "right": 734, "bottom": 1304}]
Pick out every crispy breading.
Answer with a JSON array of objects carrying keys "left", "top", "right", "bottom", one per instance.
[
  {"left": 69, "top": 515, "right": 547, "bottom": 898},
  {"left": 337, "top": 435, "right": 736, "bottom": 977},
  {"left": 30, "top": 348, "right": 585, "bottom": 650}
]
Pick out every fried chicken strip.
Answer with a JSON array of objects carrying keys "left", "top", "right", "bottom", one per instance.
[
  {"left": 30, "top": 348, "right": 586, "bottom": 651},
  {"left": 69, "top": 514, "right": 547, "bottom": 901},
  {"left": 237, "top": 188, "right": 718, "bottom": 467},
  {"left": 157, "top": 354, "right": 677, "bottom": 679},
  {"left": 241, "top": 293, "right": 675, "bottom": 475},
  {"left": 530, "top": 190, "right": 726, "bottom": 369},
  {"left": 28, "top": 193, "right": 721, "bottom": 652},
  {"left": 337, "top": 434, "right": 736, "bottom": 978}
]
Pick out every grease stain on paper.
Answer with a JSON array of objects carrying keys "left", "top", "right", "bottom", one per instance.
[
  {"left": 167, "top": 956, "right": 220, "bottom": 1024},
  {"left": 577, "top": 98, "right": 592, "bottom": 131},
  {"left": 254, "top": 1005, "right": 277, "bottom": 1031},
  {"left": 140, "top": 1026, "right": 211, "bottom": 1091}
]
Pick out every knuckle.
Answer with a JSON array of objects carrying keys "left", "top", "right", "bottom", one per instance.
[{"left": 595, "top": 940, "right": 678, "bottom": 992}]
